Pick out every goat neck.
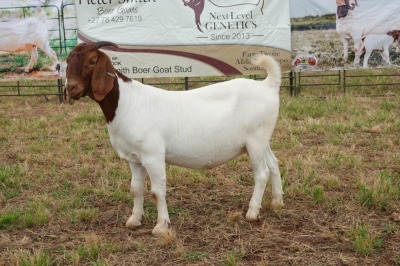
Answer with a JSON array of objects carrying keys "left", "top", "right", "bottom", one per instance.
[
  {"left": 97, "top": 75, "right": 120, "bottom": 123},
  {"left": 96, "top": 67, "right": 132, "bottom": 123}
]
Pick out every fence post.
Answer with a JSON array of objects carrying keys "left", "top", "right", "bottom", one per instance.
[
  {"left": 58, "top": 79, "right": 64, "bottom": 103},
  {"left": 289, "top": 71, "right": 294, "bottom": 96},
  {"left": 184, "top": 77, "right": 189, "bottom": 90},
  {"left": 296, "top": 71, "right": 301, "bottom": 96},
  {"left": 342, "top": 70, "right": 346, "bottom": 94}
]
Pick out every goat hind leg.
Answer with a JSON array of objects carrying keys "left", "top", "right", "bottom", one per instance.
[
  {"left": 245, "top": 142, "right": 270, "bottom": 221},
  {"left": 25, "top": 46, "right": 38, "bottom": 72},
  {"left": 39, "top": 44, "right": 60, "bottom": 71},
  {"left": 354, "top": 43, "right": 365, "bottom": 66},
  {"left": 126, "top": 162, "right": 146, "bottom": 228},
  {"left": 265, "top": 146, "right": 283, "bottom": 208},
  {"left": 381, "top": 49, "right": 391, "bottom": 65},
  {"left": 363, "top": 50, "right": 372, "bottom": 68}
]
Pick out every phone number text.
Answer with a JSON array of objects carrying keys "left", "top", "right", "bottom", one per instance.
[{"left": 88, "top": 16, "right": 143, "bottom": 24}]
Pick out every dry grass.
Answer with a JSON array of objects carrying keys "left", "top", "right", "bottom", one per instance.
[{"left": 0, "top": 92, "right": 399, "bottom": 265}]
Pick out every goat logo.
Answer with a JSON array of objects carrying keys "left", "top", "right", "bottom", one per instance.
[{"left": 182, "top": 0, "right": 265, "bottom": 32}]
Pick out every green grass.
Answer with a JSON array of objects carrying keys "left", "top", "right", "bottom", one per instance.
[
  {"left": 183, "top": 251, "right": 207, "bottom": 261},
  {"left": 350, "top": 224, "right": 382, "bottom": 256},
  {"left": 0, "top": 164, "right": 22, "bottom": 200},
  {"left": 0, "top": 208, "right": 22, "bottom": 230},
  {"left": 223, "top": 250, "right": 242, "bottom": 266},
  {"left": 311, "top": 185, "right": 325, "bottom": 204},
  {"left": 357, "top": 171, "right": 400, "bottom": 210},
  {"left": 0, "top": 200, "right": 50, "bottom": 230},
  {"left": 71, "top": 208, "right": 99, "bottom": 225},
  {"left": 24, "top": 200, "right": 50, "bottom": 228},
  {"left": 13, "top": 249, "right": 50, "bottom": 266}
]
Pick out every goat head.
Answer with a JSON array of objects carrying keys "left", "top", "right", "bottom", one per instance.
[{"left": 65, "top": 42, "right": 119, "bottom": 101}]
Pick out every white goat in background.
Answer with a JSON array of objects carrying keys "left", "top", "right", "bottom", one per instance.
[
  {"left": 0, "top": 7, "right": 60, "bottom": 73},
  {"left": 336, "top": 0, "right": 400, "bottom": 63},
  {"left": 354, "top": 30, "right": 400, "bottom": 68}
]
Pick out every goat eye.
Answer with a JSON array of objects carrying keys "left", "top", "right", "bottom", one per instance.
[{"left": 89, "top": 60, "right": 96, "bottom": 66}]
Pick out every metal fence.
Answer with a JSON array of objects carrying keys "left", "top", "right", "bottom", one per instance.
[
  {"left": 1, "top": 69, "right": 399, "bottom": 102},
  {"left": 61, "top": 3, "right": 77, "bottom": 54},
  {"left": 292, "top": 68, "right": 400, "bottom": 96},
  {"left": 0, "top": 79, "right": 64, "bottom": 102}
]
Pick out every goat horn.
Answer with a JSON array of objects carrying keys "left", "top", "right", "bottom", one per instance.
[{"left": 94, "top": 41, "right": 119, "bottom": 49}]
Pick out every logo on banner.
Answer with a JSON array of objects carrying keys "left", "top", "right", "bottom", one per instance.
[
  {"left": 292, "top": 54, "right": 318, "bottom": 71},
  {"left": 183, "top": 0, "right": 265, "bottom": 32}
]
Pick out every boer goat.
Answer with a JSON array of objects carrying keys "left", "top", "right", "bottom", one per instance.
[
  {"left": 355, "top": 30, "right": 400, "bottom": 68},
  {"left": 65, "top": 42, "right": 283, "bottom": 235},
  {"left": 0, "top": 8, "right": 60, "bottom": 73}
]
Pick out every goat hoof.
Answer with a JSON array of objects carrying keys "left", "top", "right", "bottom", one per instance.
[
  {"left": 271, "top": 198, "right": 284, "bottom": 209},
  {"left": 245, "top": 211, "right": 259, "bottom": 222},
  {"left": 152, "top": 223, "right": 171, "bottom": 236},
  {"left": 126, "top": 215, "right": 142, "bottom": 228}
]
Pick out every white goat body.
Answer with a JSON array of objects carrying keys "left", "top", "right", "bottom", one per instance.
[
  {"left": 355, "top": 32, "right": 400, "bottom": 68},
  {"left": 65, "top": 43, "right": 283, "bottom": 235},
  {"left": 0, "top": 17, "right": 59, "bottom": 72},
  {"left": 336, "top": 0, "right": 400, "bottom": 62},
  {"left": 109, "top": 73, "right": 280, "bottom": 169}
]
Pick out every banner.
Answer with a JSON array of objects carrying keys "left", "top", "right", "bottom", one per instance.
[
  {"left": 0, "top": 0, "right": 77, "bottom": 81},
  {"left": 75, "top": 0, "right": 291, "bottom": 77},
  {"left": 290, "top": 0, "right": 400, "bottom": 71},
  {"left": 2, "top": 1, "right": 400, "bottom": 81}
]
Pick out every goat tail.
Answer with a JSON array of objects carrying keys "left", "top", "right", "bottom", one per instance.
[{"left": 252, "top": 55, "right": 281, "bottom": 90}]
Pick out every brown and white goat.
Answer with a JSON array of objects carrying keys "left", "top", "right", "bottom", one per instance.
[{"left": 65, "top": 42, "right": 283, "bottom": 235}]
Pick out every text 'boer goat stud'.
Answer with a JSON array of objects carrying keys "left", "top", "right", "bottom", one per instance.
[{"left": 66, "top": 42, "right": 284, "bottom": 235}]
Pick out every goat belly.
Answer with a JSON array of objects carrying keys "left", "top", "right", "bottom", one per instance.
[{"left": 165, "top": 144, "right": 246, "bottom": 169}]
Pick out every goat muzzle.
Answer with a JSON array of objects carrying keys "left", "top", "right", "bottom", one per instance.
[{"left": 65, "top": 79, "right": 86, "bottom": 100}]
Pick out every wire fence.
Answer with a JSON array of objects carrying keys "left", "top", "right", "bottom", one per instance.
[{"left": 0, "top": 69, "right": 399, "bottom": 102}]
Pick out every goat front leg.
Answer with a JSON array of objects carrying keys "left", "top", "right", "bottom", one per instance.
[
  {"left": 381, "top": 49, "right": 392, "bottom": 65},
  {"left": 354, "top": 43, "right": 365, "bottom": 66},
  {"left": 342, "top": 37, "right": 350, "bottom": 63},
  {"left": 142, "top": 155, "right": 170, "bottom": 235},
  {"left": 25, "top": 45, "right": 38, "bottom": 73},
  {"left": 126, "top": 162, "right": 146, "bottom": 228}
]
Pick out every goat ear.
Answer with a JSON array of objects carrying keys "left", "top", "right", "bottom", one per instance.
[{"left": 91, "top": 51, "right": 115, "bottom": 102}]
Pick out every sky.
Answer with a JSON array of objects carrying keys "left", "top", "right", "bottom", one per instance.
[
  {"left": 290, "top": 0, "right": 336, "bottom": 18},
  {"left": 289, "top": 0, "right": 398, "bottom": 18}
]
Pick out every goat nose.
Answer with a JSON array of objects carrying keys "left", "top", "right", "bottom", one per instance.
[
  {"left": 65, "top": 80, "right": 76, "bottom": 94},
  {"left": 66, "top": 78, "right": 76, "bottom": 88}
]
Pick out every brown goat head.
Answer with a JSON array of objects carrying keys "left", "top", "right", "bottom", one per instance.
[
  {"left": 66, "top": 42, "right": 118, "bottom": 102},
  {"left": 388, "top": 30, "right": 400, "bottom": 42}
]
